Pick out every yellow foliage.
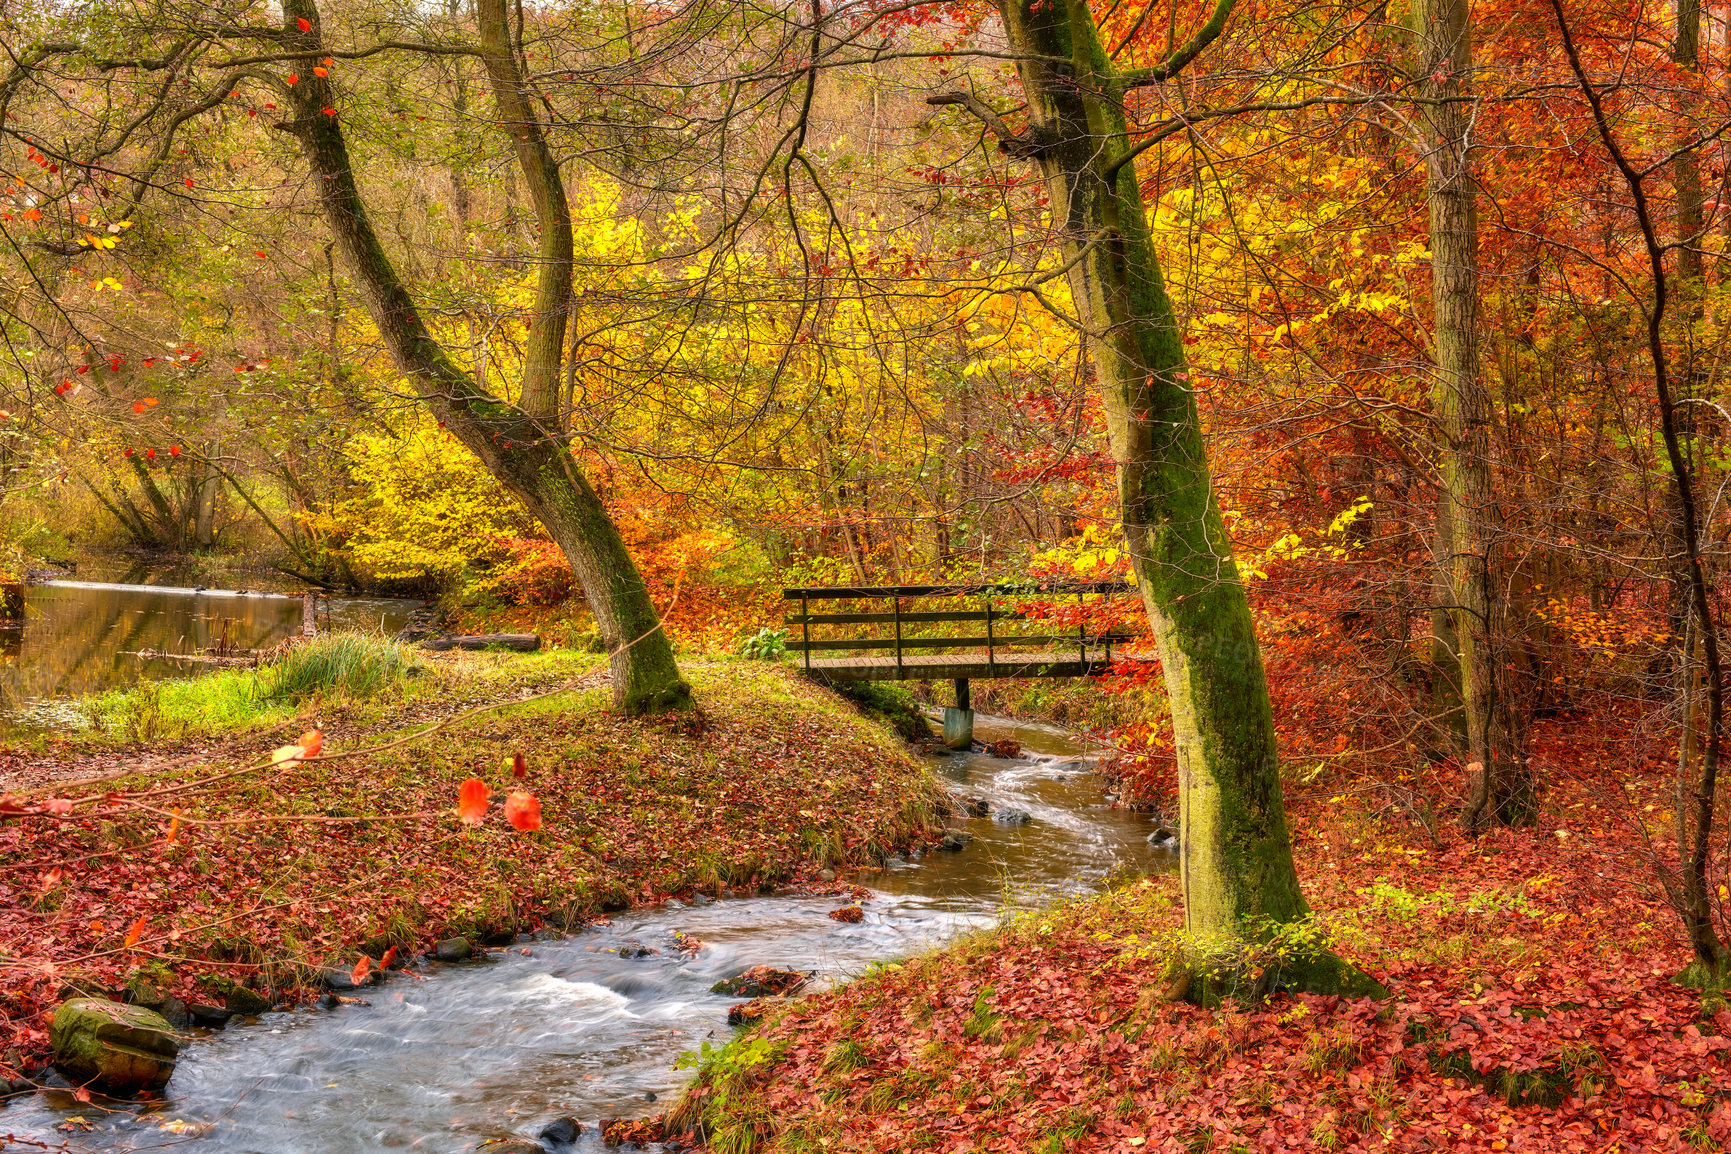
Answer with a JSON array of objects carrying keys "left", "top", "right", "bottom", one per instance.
[{"left": 308, "top": 413, "right": 534, "bottom": 585}]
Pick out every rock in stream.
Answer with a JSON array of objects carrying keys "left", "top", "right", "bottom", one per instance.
[{"left": 50, "top": 999, "right": 181, "bottom": 1092}]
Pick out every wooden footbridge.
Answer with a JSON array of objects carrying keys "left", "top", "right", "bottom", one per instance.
[{"left": 781, "top": 581, "right": 1141, "bottom": 746}]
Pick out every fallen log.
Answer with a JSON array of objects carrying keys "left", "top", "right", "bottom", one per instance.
[
  {"left": 419, "top": 633, "right": 542, "bottom": 652},
  {"left": 122, "top": 649, "right": 257, "bottom": 667}
]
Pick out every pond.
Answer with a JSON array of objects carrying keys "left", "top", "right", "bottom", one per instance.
[
  {"left": 0, "top": 716, "right": 1173, "bottom": 1151},
  {"left": 0, "top": 568, "right": 421, "bottom": 720}
]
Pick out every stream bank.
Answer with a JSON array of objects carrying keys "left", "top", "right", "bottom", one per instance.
[
  {"left": 0, "top": 663, "right": 947, "bottom": 1077},
  {"left": 0, "top": 712, "right": 1173, "bottom": 1151}
]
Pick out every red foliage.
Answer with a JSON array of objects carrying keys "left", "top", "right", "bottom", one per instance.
[
  {"left": 481, "top": 537, "right": 575, "bottom": 606},
  {"left": 692, "top": 766, "right": 1731, "bottom": 1152},
  {"left": 456, "top": 777, "right": 489, "bottom": 824},
  {"left": 504, "top": 791, "right": 542, "bottom": 832}
]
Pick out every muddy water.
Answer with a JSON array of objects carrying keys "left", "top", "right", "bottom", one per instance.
[
  {"left": 0, "top": 579, "right": 420, "bottom": 718},
  {"left": 2, "top": 716, "right": 1173, "bottom": 1151}
]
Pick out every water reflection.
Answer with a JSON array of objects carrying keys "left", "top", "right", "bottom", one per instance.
[
  {"left": 2, "top": 717, "right": 1173, "bottom": 1152},
  {"left": 0, "top": 579, "right": 420, "bottom": 715}
]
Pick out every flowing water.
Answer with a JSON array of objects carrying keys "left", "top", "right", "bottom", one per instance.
[
  {"left": 0, "top": 575, "right": 420, "bottom": 721},
  {"left": 1, "top": 717, "right": 1174, "bottom": 1152}
]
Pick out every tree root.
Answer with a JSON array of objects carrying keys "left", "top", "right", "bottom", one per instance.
[{"left": 1178, "top": 948, "right": 1390, "bottom": 1008}]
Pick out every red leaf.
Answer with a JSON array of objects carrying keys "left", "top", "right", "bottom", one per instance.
[
  {"left": 512, "top": 752, "right": 527, "bottom": 780},
  {"left": 43, "top": 797, "right": 74, "bottom": 814},
  {"left": 504, "top": 791, "right": 542, "bottom": 832},
  {"left": 296, "top": 16, "right": 312, "bottom": 30},
  {"left": 351, "top": 955, "right": 371, "bottom": 985},
  {"left": 287, "top": 73, "right": 299, "bottom": 85},
  {"left": 457, "top": 778, "right": 489, "bottom": 824},
  {"left": 298, "top": 728, "right": 323, "bottom": 758},
  {"left": 124, "top": 916, "right": 145, "bottom": 948},
  {"left": 380, "top": 946, "right": 398, "bottom": 970}
]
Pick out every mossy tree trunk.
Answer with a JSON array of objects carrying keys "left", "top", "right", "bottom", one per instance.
[
  {"left": 938, "top": 0, "right": 1381, "bottom": 995},
  {"left": 275, "top": 0, "right": 689, "bottom": 714}
]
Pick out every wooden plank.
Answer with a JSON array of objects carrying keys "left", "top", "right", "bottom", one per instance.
[
  {"left": 781, "top": 581, "right": 1133, "bottom": 599},
  {"left": 787, "top": 633, "right": 1131, "bottom": 653},
  {"left": 800, "top": 649, "right": 1131, "bottom": 681},
  {"left": 784, "top": 609, "right": 1008, "bottom": 625}
]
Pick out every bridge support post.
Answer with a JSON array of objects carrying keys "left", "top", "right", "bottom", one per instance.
[{"left": 943, "top": 678, "right": 973, "bottom": 749}]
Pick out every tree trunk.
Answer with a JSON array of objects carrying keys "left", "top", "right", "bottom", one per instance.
[
  {"left": 978, "top": 0, "right": 1382, "bottom": 996},
  {"left": 1674, "top": 0, "right": 1704, "bottom": 291},
  {"left": 474, "top": 0, "right": 569, "bottom": 420},
  {"left": 1429, "top": 503, "right": 1467, "bottom": 755},
  {"left": 277, "top": 0, "right": 690, "bottom": 715},
  {"left": 1550, "top": 2, "right": 1727, "bottom": 986},
  {"left": 1412, "top": 0, "right": 1529, "bottom": 831}
]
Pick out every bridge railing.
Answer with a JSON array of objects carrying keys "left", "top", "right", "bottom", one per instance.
[{"left": 780, "top": 581, "right": 1138, "bottom": 677}]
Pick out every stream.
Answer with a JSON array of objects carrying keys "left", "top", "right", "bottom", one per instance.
[{"left": 1, "top": 716, "right": 1174, "bottom": 1152}]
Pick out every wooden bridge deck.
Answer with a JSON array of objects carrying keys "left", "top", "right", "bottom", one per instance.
[{"left": 802, "top": 648, "right": 1120, "bottom": 682}]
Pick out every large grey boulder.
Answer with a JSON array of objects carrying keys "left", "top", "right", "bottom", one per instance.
[{"left": 50, "top": 999, "right": 180, "bottom": 1092}]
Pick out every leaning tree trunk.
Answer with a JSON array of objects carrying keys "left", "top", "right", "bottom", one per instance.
[
  {"left": 970, "top": 0, "right": 1382, "bottom": 997},
  {"left": 1412, "top": 0, "right": 1530, "bottom": 831},
  {"left": 276, "top": 0, "right": 690, "bottom": 714}
]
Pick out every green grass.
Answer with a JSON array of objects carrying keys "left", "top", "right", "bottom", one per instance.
[
  {"left": 84, "top": 632, "right": 425, "bottom": 740},
  {"left": 833, "top": 680, "right": 933, "bottom": 742},
  {"left": 255, "top": 632, "right": 421, "bottom": 701}
]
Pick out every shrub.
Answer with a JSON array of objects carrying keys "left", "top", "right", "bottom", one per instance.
[
  {"left": 310, "top": 415, "right": 532, "bottom": 591},
  {"left": 466, "top": 537, "right": 576, "bottom": 606},
  {"left": 740, "top": 627, "right": 788, "bottom": 660}
]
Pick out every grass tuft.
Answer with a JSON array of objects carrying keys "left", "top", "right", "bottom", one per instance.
[{"left": 82, "top": 631, "right": 423, "bottom": 739}]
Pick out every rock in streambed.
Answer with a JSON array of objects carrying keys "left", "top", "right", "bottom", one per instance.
[
  {"left": 50, "top": 999, "right": 181, "bottom": 1092},
  {"left": 435, "top": 936, "right": 473, "bottom": 962}
]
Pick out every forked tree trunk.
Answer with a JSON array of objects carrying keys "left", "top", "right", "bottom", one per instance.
[
  {"left": 968, "top": 0, "right": 1383, "bottom": 996},
  {"left": 276, "top": 0, "right": 690, "bottom": 714}
]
